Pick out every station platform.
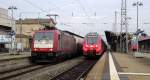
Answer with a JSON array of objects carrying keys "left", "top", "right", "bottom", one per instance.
[
  {"left": 0, "top": 52, "right": 31, "bottom": 61},
  {"left": 113, "top": 52, "right": 150, "bottom": 80},
  {"left": 85, "top": 52, "right": 150, "bottom": 80}
]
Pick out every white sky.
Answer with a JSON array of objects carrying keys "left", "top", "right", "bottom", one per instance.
[{"left": 0, "top": 0, "right": 150, "bottom": 38}]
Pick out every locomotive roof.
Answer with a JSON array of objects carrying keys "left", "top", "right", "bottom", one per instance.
[
  {"left": 33, "top": 28, "right": 83, "bottom": 38},
  {"left": 63, "top": 31, "right": 83, "bottom": 38},
  {"left": 16, "top": 18, "right": 53, "bottom": 24},
  {"left": 86, "top": 32, "right": 99, "bottom": 36}
]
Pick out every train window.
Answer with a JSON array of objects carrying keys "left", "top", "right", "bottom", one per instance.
[
  {"left": 86, "top": 36, "right": 98, "bottom": 44},
  {"left": 34, "top": 32, "right": 53, "bottom": 40}
]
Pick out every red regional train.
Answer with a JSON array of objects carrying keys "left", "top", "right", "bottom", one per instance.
[
  {"left": 82, "top": 32, "right": 107, "bottom": 58},
  {"left": 31, "top": 28, "right": 83, "bottom": 62}
]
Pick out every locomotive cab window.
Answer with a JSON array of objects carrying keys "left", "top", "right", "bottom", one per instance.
[
  {"left": 86, "top": 35, "right": 98, "bottom": 44},
  {"left": 34, "top": 32, "right": 53, "bottom": 40}
]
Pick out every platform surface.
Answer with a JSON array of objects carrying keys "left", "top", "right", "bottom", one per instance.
[
  {"left": 113, "top": 52, "right": 150, "bottom": 80},
  {"left": 85, "top": 52, "right": 150, "bottom": 80}
]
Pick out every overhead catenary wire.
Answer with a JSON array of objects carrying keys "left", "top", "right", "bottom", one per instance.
[
  {"left": 83, "top": 0, "right": 94, "bottom": 15},
  {"left": 49, "top": 3, "right": 75, "bottom": 13},
  {"left": 72, "top": 0, "right": 95, "bottom": 34},
  {"left": 74, "top": 0, "right": 90, "bottom": 17},
  {"left": 22, "top": 0, "right": 48, "bottom": 13},
  {"left": 46, "top": 0, "right": 74, "bottom": 10},
  {"left": 46, "top": 0, "right": 81, "bottom": 17}
]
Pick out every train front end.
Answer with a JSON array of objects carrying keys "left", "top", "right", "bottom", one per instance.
[
  {"left": 83, "top": 33, "right": 102, "bottom": 57},
  {"left": 31, "top": 30, "right": 58, "bottom": 62}
]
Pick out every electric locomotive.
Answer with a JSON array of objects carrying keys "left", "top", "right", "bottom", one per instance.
[{"left": 31, "top": 28, "right": 77, "bottom": 62}]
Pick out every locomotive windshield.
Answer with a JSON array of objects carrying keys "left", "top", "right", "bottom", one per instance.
[
  {"left": 86, "top": 36, "right": 98, "bottom": 44},
  {"left": 34, "top": 32, "right": 53, "bottom": 40}
]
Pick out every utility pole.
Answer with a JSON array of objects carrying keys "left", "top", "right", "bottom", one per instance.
[
  {"left": 133, "top": 1, "right": 143, "bottom": 52},
  {"left": 72, "top": 12, "right": 74, "bottom": 17},
  {"left": 113, "top": 11, "right": 117, "bottom": 32},
  {"left": 8, "top": 5, "right": 17, "bottom": 54},
  {"left": 19, "top": 17, "right": 22, "bottom": 53},
  {"left": 120, "top": 0, "right": 128, "bottom": 53},
  {"left": 19, "top": 13, "right": 23, "bottom": 53},
  {"left": 38, "top": 12, "right": 41, "bottom": 25},
  {"left": 94, "top": 12, "right": 97, "bottom": 17}
]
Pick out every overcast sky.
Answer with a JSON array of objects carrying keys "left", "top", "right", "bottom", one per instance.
[{"left": 0, "top": 0, "right": 150, "bottom": 37}]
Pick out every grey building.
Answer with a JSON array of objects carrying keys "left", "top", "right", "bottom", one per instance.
[{"left": 0, "top": 8, "right": 12, "bottom": 52}]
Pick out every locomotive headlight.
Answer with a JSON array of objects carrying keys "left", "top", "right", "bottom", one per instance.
[
  {"left": 34, "top": 48, "right": 37, "bottom": 51},
  {"left": 85, "top": 45, "right": 89, "bottom": 47},
  {"left": 83, "top": 47, "right": 87, "bottom": 52},
  {"left": 95, "top": 45, "right": 98, "bottom": 47},
  {"left": 49, "top": 48, "right": 52, "bottom": 51}
]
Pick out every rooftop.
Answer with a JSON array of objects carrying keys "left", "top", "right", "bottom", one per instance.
[
  {"left": 139, "top": 36, "right": 150, "bottom": 41},
  {"left": 16, "top": 18, "right": 56, "bottom": 24}
]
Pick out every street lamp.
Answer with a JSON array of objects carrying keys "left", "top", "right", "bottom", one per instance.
[
  {"left": 132, "top": 1, "right": 143, "bottom": 31},
  {"left": 8, "top": 6, "right": 17, "bottom": 54},
  {"left": 132, "top": 1, "right": 143, "bottom": 52}
]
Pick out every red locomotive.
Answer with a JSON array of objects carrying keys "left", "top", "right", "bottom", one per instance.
[
  {"left": 82, "top": 32, "right": 107, "bottom": 58},
  {"left": 31, "top": 28, "right": 83, "bottom": 62}
]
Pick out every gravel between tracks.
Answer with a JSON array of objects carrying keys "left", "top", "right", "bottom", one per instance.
[
  {"left": 0, "top": 58, "right": 31, "bottom": 73},
  {"left": 6, "top": 57, "right": 84, "bottom": 80},
  {"left": 52, "top": 60, "right": 97, "bottom": 80}
]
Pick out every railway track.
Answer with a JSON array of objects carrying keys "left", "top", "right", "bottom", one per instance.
[
  {"left": 51, "top": 60, "right": 97, "bottom": 80},
  {"left": 0, "top": 57, "right": 85, "bottom": 80},
  {"left": 0, "top": 64, "right": 34, "bottom": 74},
  {"left": 0, "top": 64, "right": 51, "bottom": 80},
  {"left": 0, "top": 57, "right": 32, "bottom": 74},
  {"left": 0, "top": 54, "right": 30, "bottom": 62}
]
